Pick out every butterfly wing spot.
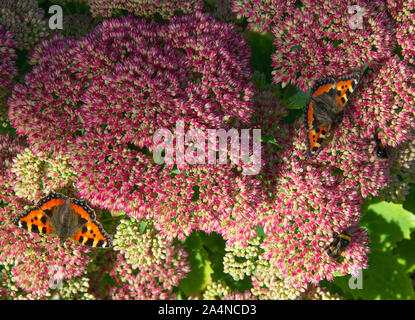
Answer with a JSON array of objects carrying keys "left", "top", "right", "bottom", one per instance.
[
  {"left": 335, "top": 75, "right": 360, "bottom": 110},
  {"left": 307, "top": 125, "right": 330, "bottom": 156},
  {"left": 73, "top": 221, "right": 112, "bottom": 248},
  {"left": 15, "top": 208, "right": 52, "bottom": 235}
]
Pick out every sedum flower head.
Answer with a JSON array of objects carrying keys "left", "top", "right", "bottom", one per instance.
[
  {"left": 201, "top": 281, "right": 255, "bottom": 300},
  {"left": 352, "top": 57, "right": 415, "bottom": 201},
  {"left": 0, "top": 134, "right": 92, "bottom": 299},
  {"left": 88, "top": 0, "right": 203, "bottom": 19},
  {"left": 108, "top": 252, "right": 187, "bottom": 300},
  {"left": 386, "top": 0, "right": 415, "bottom": 65},
  {"left": 113, "top": 218, "right": 190, "bottom": 277},
  {"left": 8, "top": 13, "right": 259, "bottom": 245},
  {"left": 0, "top": 0, "right": 50, "bottom": 50},
  {"left": 10, "top": 13, "right": 254, "bottom": 154},
  {"left": 0, "top": 26, "right": 17, "bottom": 116},
  {"left": 110, "top": 217, "right": 191, "bottom": 299},
  {"left": 224, "top": 236, "right": 263, "bottom": 281},
  {"left": 232, "top": 0, "right": 296, "bottom": 33},
  {"left": 234, "top": 0, "right": 394, "bottom": 90},
  {"left": 10, "top": 147, "right": 78, "bottom": 201}
]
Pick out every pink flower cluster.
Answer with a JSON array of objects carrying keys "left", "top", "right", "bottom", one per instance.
[
  {"left": 8, "top": 13, "right": 259, "bottom": 245},
  {"left": 88, "top": 0, "right": 203, "bottom": 19},
  {"left": 355, "top": 57, "right": 415, "bottom": 201},
  {"left": 0, "top": 134, "right": 92, "bottom": 299},
  {"left": 0, "top": 0, "right": 49, "bottom": 50},
  {"left": 387, "top": 0, "right": 415, "bottom": 65},
  {"left": 254, "top": 141, "right": 371, "bottom": 291},
  {"left": 0, "top": 26, "right": 17, "bottom": 114},
  {"left": 108, "top": 253, "right": 185, "bottom": 299},
  {"left": 233, "top": 0, "right": 394, "bottom": 91},
  {"left": 224, "top": 76, "right": 392, "bottom": 295},
  {"left": 232, "top": 0, "right": 296, "bottom": 33}
]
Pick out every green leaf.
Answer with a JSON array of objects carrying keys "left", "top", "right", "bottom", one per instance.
[
  {"left": 110, "top": 210, "right": 126, "bottom": 217},
  {"left": 393, "top": 234, "right": 415, "bottom": 274},
  {"left": 199, "top": 232, "right": 252, "bottom": 293},
  {"left": 255, "top": 225, "right": 267, "bottom": 237},
  {"left": 170, "top": 165, "right": 181, "bottom": 176},
  {"left": 139, "top": 220, "right": 148, "bottom": 233},
  {"left": 286, "top": 88, "right": 310, "bottom": 109},
  {"left": 261, "top": 134, "right": 281, "bottom": 148},
  {"left": 325, "top": 199, "right": 415, "bottom": 299},
  {"left": 251, "top": 72, "right": 268, "bottom": 89},
  {"left": 403, "top": 183, "right": 415, "bottom": 214},
  {"left": 247, "top": 32, "right": 275, "bottom": 82},
  {"left": 326, "top": 249, "right": 415, "bottom": 299},
  {"left": 366, "top": 201, "right": 415, "bottom": 241},
  {"left": 179, "top": 232, "right": 214, "bottom": 297},
  {"left": 191, "top": 185, "right": 200, "bottom": 202}
]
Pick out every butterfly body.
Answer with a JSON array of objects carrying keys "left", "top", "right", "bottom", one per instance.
[
  {"left": 48, "top": 199, "right": 84, "bottom": 244},
  {"left": 13, "top": 193, "right": 112, "bottom": 248},
  {"left": 305, "top": 73, "right": 361, "bottom": 157}
]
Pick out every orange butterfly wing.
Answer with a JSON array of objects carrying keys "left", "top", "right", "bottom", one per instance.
[
  {"left": 305, "top": 73, "right": 360, "bottom": 157},
  {"left": 14, "top": 208, "right": 52, "bottom": 235},
  {"left": 72, "top": 221, "right": 112, "bottom": 248},
  {"left": 305, "top": 79, "right": 336, "bottom": 156},
  {"left": 335, "top": 73, "right": 360, "bottom": 111}
]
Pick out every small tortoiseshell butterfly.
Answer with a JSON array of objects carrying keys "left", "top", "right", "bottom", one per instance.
[
  {"left": 374, "top": 132, "right": 388, "bottom": 159},
  {"left": 325, "top": 230, "right": 352, "bottom": 259},
  {"left": 13, "top": 193, "right": 112, "bottom": 248},
  {"left": 304, "top": 72, "right": 361, "bottom": 157}
]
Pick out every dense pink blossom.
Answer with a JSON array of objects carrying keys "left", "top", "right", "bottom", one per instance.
[
  {"left": 0, "top": 134, "right": 92, "bottom": 299},
  {"left": 356, "top": 57, "right": 415, "bottom": 148},
  {"left": 108, "top": 253, "right": 185, "bottom": 300},
  {"left": 10, "top": 13, "right": 254, "bottom": 154},
  {"left": 88, "top": 0, "right": 203, "bottom": 19},
  {"left": 75, "top": 137, "right": 261, "bottom": 245},
  {"left": 225, "top": 73, "right": 390, "bottom": 294},
  {"left": 232, "top": 0, "right": 296, "bottom": 33},
  {"left": 0, "top": 0, "right": 49, "bottom": 50},
  {"left": 0, "top": 26, "right": 17, "bottom": 116},
  {"left": 8, "top": 13, "right": 259, "bottom": 245},
  {"left": 233, "top": 0, "right": 394, "bottom": 91},
  {"left": 353, "top": 57, "right": 415, "bottom": 201},
  {"left": 235, "top": 52, "right": 414, "bottom": 295},
  {"left": 386, "top": 0, "right": 415, "bottom": 65},
  {"left": 0, "top": 26, "right": 16, "bottom": 89}
]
